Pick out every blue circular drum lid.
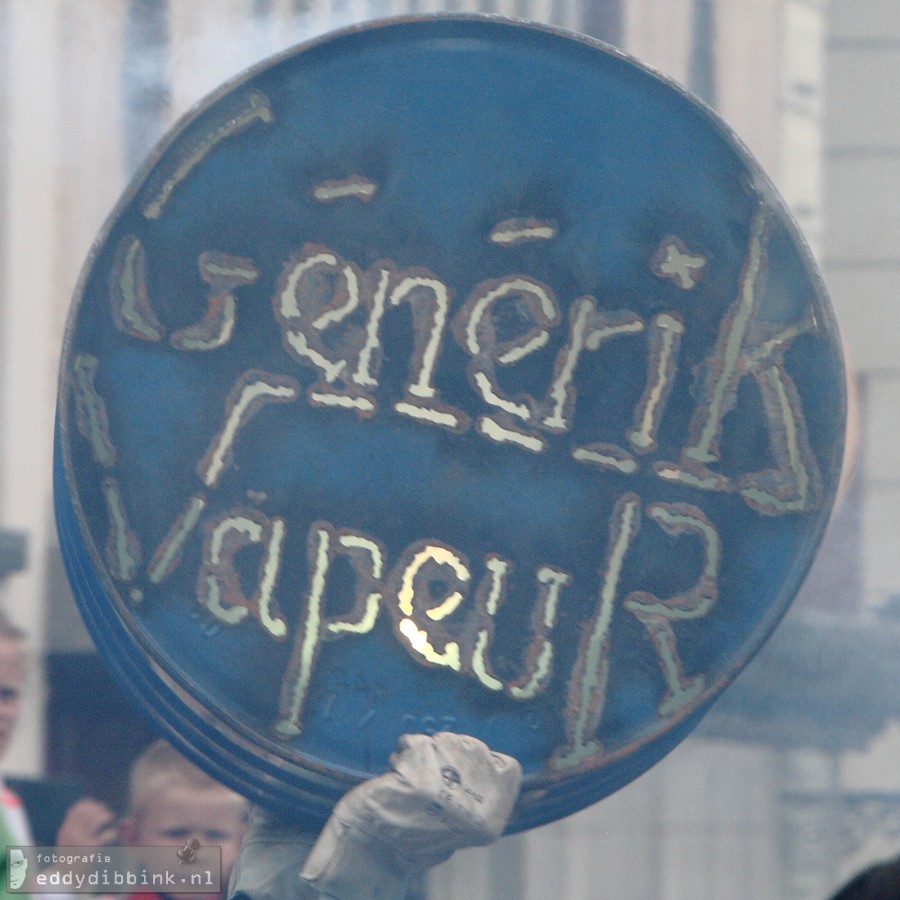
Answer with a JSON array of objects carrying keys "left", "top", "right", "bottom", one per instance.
[{"left": 54, "top": 15, "right": 845, "bottom": 831}]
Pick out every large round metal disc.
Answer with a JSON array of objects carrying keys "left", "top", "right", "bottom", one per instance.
[{"left": 54, "top": 15, "right": 845, "bottom": 831}]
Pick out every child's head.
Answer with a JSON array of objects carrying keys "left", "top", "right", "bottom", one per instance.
[
  {"left": 121, "top": 740, "right": 247, "bottom": 900},
  {"left": 0, "top": 612, "right": 27, "bottom": 761}
]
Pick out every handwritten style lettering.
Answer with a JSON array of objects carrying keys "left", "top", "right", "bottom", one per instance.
[{"left": 77, "top": 196, "right": 828, "bottom": 770}]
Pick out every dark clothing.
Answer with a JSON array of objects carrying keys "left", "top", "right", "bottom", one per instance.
[{"left": 829, "top": 856, "right": 900, "bottom": 899}]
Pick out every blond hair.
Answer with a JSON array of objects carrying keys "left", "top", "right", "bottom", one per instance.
[{"left": 128, "top": 740, "right": 245, "bottom": 818}]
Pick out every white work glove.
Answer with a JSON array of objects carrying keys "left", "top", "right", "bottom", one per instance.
[
  {"left": 299, "top": 731, "right": 522, "bottom": 899},
  {"left": 227, "top": 732, "right": 521, "bottom": 900}
]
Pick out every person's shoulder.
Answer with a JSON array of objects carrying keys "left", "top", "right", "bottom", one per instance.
[{"left": 830, "top": 853, "right": 900, "bottom": 899}]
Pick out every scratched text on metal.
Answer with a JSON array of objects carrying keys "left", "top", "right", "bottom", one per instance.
[{"left": 56, "top": 19, "right": 844, "bottom": 830}]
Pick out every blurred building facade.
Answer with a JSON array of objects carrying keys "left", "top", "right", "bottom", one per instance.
[{"left": 1, "top": 1, "right": 898, "bottom": 897}]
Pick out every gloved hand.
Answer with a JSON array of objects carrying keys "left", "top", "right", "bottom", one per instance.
[
  {"left": 299, "top": 731, "right": 522, "bottom": 900},
  {"left": 228, "top": 732, "right": 521, "bottom": 900}
]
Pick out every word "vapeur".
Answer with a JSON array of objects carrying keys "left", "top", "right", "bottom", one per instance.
[{"left": 70, "top": 203, "right": 823, "bottom": 772}]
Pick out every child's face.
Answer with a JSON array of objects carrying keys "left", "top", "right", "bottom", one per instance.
[
  {"left": 129, "top": 784, "right": 246, "bottom": 900},
  {"left": 0, "top": 636, "right": 26, "bottom": 760}
]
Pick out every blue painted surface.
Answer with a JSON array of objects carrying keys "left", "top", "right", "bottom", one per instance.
[{"left": 54, "top": 17, "right": 844, "bottom": 830}]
